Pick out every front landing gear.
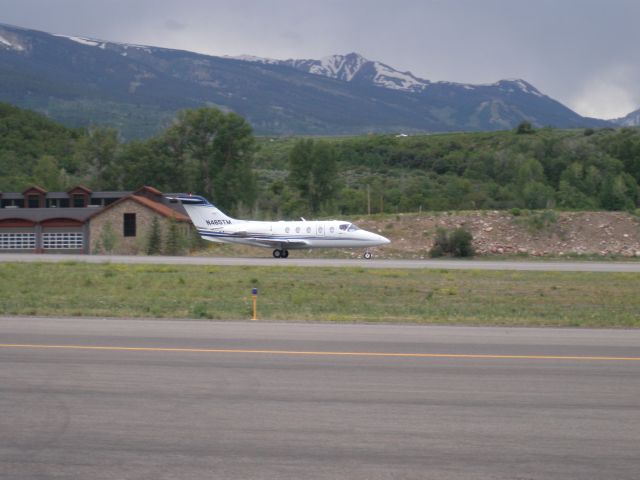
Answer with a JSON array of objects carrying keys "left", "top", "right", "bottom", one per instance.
[
  {"left": 272, "top": 249, "right": 289, "bottom": 259},
  {"left": 363, "top": 251, "right": 373, "bottom": 260}
]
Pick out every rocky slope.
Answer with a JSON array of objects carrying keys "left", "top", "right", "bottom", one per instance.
[{"left": 356, "top": 211, "right": 640, "bottom": 259}]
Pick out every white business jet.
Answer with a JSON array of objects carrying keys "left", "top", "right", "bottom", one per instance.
[{"left": 168, "top": 194, "right": 390, "bottom": 259}]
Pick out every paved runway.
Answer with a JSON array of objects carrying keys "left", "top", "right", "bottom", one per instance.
[
  {"left": 1, "top": 317, "right": 639, "bottom": 479},
  {"left": 2, "top": 252, "right": 640, "bottom": 271}
]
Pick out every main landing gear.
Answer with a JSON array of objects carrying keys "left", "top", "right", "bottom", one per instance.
[
  {"left": 272, "top": 249, "right": 289, "bottom": 259},
  {"left": 363, "top": 251, "right": 373, "bottom": 259}
]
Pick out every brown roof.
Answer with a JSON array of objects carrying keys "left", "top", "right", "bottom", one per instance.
[
  {"left": 131, "top": 195, "right": 190, "bottom": 222},
  {"left": 67, "top": 185, "right": 93, "bottom": 194},
  {"left": 88, "top": 194, "right": 190, "bottom": 223},
  {"left": 22, "top": 185, "right": 47, "bottom": 195},
  {"left": 134, "top": 185, "right": 163, "bottom": 196}
]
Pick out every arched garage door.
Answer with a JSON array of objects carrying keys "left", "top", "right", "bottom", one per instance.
[
  {"left": 41, "top": 218, "right": 84, "bottom": 252},
  {"left": 0, "top": 219, "right": 36, "bottom": 251}
]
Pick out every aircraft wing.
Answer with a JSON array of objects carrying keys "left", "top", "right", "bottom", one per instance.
[{"left": 250, "top": 237, "right": 312, "bottom": 248}]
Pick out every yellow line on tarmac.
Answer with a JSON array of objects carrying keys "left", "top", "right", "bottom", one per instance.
[{"left": 1, "top": 343, "right": 639, "bottom": 361}]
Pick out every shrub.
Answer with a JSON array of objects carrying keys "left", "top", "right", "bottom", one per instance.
[
  {"left": 515, "top": 121, "right": 535, "bottom": 134},
  {"left": 429, "top": 227, "right": 475, "bottom": 258},
  {"left": 517, "top": 210, "right": 558, "bottom": 232},
  {"left": 98, "top": 221, "right": 117, "bottom": 254}
]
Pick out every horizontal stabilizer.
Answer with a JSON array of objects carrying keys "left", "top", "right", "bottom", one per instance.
[{"left": 165, "top": 194, "right": 211, "bottom": 205}]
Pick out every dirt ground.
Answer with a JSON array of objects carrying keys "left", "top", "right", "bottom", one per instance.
[{"left": 354, "top": 211, "right": 640, "bottom": 259}]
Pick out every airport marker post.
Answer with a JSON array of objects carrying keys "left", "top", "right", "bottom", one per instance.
[{"left": 251, "top": 288, "right": 258, "bottom": 320}]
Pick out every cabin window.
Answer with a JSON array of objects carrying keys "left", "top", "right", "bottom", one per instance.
[
  {"left": 285, "top": 227, "right": 290, "bottom": 233},
  {"left": 73, "top": 194, "right": 85, "bottom": 208},
  {"left": 123, "top": 213, "right": 136, "bottom": 237},
  {"left": 318, "top": 226, "right": 323, "bottom": 234},
  {"left": 295, "top": 226, "right": 300, "bottom": 233},
  {"left": 28, "top": 195, "right": 40, "bottom": 208},
  {"left": 307, "top": 227, "right": 311, "bottom": 233},
  {"left": 330, "top": 226, "right": 335, "bottom": 233}
]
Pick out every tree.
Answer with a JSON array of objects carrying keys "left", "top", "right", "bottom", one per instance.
[
  {"left": 516, "top": 158, "right": 545, "bottom": 186},
  {"left": 599, "top": 174, "right": 636, "bottom": 211},
  {"left": 116, "top": 139, "right": 178, "bottom": 191},
  {"left": 521, "top": 181, "right": 555, "bottom": 209},
  {"left": 33, "top": 155, "right": 64, "bottom": 190},
  {"left": 288, "top": 139, "right": 338, "bottom": 214},
  {"left": 515, "top": 121, "right": 535, "bottom": 134},
  {"left": 73, "top": 127, "right": 120, "bottom": 189},
  {"left": 164, "top": 217, "right": 181, "bottom": 255},
  {"left": 161, "top": 108, "right": 257, "bottom": 212},
  {"left": 147, "top": 217, "right": 162, "bottom": 255},
  {"left": 97, "top": 221, "right": 117, "bottom": 254}
]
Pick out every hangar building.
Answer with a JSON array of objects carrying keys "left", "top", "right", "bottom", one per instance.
[{"left": 0, "top": 185, "right": 191, "bottom": 254}]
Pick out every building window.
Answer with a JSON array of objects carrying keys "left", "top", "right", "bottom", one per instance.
[
  {"left": 60, "top": 199, "right": 69, "bottom": 208},
  {"left": 28, "top": 195, "right": 40, "bottom": 208},
  {"left": 73, "top": 194, "right": 85, "bottom": 208},
  {"left": 123, "top": 213, "right": 136, "bottom": 237}
]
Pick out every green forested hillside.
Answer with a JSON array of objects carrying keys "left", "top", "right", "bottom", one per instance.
[
  {"left": 254, "top": 126, "right": 640, "bottom": 216},
  {"left": 1, "top": 103, "right": 639, "bottom": 217},
  {"left": 0, "top": 103, "right": 83, "bottom": 190}
]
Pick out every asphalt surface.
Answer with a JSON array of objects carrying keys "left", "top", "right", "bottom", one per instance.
[
  {"left": 1, "top": 317, "right": 639, "bottom": 479},
  {"left": 2, "top": 252, "right": 640, "bottom": 271}
]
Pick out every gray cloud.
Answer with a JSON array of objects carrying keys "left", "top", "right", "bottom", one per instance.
[
  {"left": 164, "top": 19, "right": 187, "bottom": 31},
  {"left": 2, "top": 0, "right": 639, "bottom": 118}
]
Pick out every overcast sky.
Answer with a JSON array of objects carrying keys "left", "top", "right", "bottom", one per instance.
[{"left": 3, "top": 0, "right": 639, "bottom": 119}]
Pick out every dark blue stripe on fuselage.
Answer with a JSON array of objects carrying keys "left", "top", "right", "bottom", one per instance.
[{"left": 197, "top": 229, "right": 370, "bottom": 243}]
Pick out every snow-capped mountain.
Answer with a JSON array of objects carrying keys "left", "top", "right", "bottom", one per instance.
[
  {"left": 234, "top": 52, "right": 431, "bottom": 92},
  {"left": 0, "top": 28, "right": 26, "bottom": 52},
  {"left": 279, "top": 53, "right": 430, "bottom": 92},
  {"left": 0, "top": 23, "right": 611, "bottom": 138},
  {"left": 234, "top": 52, "right": 551, "bottom": 99}
]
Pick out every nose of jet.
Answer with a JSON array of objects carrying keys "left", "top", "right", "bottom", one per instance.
[{"left": 376, "top": 233, "right": 391, "bottom": 245}]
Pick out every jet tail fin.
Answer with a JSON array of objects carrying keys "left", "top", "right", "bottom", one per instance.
[{"left": 166, "top": 194, "right": 234, "bottom": 229}]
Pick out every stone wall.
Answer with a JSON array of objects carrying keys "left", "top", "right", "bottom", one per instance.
[{"left": 89, "top": 199, "right": 191, "bottom": 255}]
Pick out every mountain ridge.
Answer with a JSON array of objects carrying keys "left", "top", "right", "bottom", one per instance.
[
  {"left": 0, "top": 22, "right": 615, "bottom": 138},
  {"left": 613, "top": 107, "right": 640, "bottom": 127}
]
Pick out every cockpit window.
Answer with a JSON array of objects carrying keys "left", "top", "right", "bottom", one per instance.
[
  {"left": 347, "top": 224, "right": 360, "bottom": 232},
  {"left": 339, "top": 223, "right": 349, "bottom": 231}
]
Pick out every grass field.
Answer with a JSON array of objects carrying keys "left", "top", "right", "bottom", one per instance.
[{"left": 0, "top": 262, "right": 638, "bottom": 327}]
